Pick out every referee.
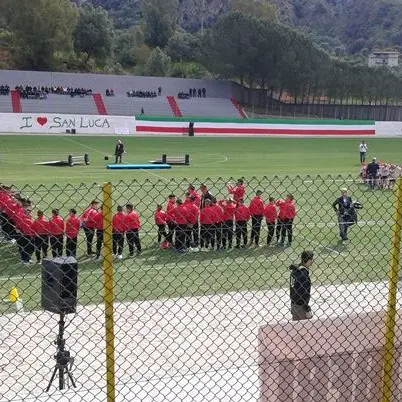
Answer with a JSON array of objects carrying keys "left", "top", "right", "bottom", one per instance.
[{"left": 289, "top": 250, "right": 313, "bottom": 321}]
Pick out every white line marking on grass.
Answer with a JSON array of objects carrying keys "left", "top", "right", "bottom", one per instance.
[
  {"left": 309, "top": 239, "right": 347, "bottom": 256},
  {"left": 61, "top": 136, "right": 106, "bottom": 156},
  {"left": 303, "top": 179, "right": 356, "bottom": 183},
  {"left": 199, "top": 153, "right": 229, "bottom": 166}
]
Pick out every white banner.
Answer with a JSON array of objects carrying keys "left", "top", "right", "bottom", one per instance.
[
  {"left": 0, "top": 113, "right": 136, "bottom": 134},
  {"left": 375, "top": 121, "right": 402, "bottom": 136}
]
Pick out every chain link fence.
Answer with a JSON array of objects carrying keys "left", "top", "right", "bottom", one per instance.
[{"left": 0, "top": 175, "right": 401, "bottom": 401}]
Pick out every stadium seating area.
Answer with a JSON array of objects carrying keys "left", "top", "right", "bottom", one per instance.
[{"left": 0, "top": 70, "right": 245, "bottom": 118}]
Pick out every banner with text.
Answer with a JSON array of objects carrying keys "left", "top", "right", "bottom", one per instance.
[{"left": 0, "top": 113, "right": 136, "bottom": 134}]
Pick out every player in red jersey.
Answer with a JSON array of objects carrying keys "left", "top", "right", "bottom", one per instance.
[
  {"left": 125, "top": 204, "right": 141, "bottom": 256},
  {"left": 32, "top": 210, "right": 49, "bottom": 263},
  {"left": 93, "top": 207, "right": 104, "bottom": 260},
  {"left": 19, "top": 210, "right": 35, "bottom": 264},
  {"left": 48, "top": 209, "right": 64, "bottom": 257},
  {"left": 277, "top": 194, "right": 296, "bottom": 247},
  {"left": 154, "top": 204, "right": 168, "bottom": 245},
  {"left": 219, "top": 198, "right": 236, "bottom": 250},
  {"left": 112, "top": 205, "right": 126, "bottom": 259},
  {"left": 199, "top": 199, "right": 215, "bottom": 250},
  {"left": 187, "top": 184, "right": 201, "bottom": 207},
  {"left": 264, "top": 197, "right": 277, "bottom": 246},
  {"left": 227, "top": 179, "right": 245, "bottom": 203},
  {"left": 174, "top": 198, "right": 188, "bottom": 252},
  {"left": 184, "top": 195, "right": 200, "bottom": 249},
  {"left": 65, "top": 209, "right": 80, "bottom": 257},
  {"left": 249, "top": 190, "right": 264, "bottom": 246},
  {"left": 210, "top": 198, "right": 223, "bottom": 250},
  {"left": 234, "top": 199, "right": 250, "bottom": 248},
  {"left": 80, "top": 200, "right": 100, "bottom": 256}
]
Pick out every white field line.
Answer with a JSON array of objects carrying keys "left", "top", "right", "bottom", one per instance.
[{"left": 303, "top": 179, "right": 356, "bottom": 183}]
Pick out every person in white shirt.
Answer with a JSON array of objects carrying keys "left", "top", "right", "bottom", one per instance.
[{"left": 359, "top": 141, "right": 368, "bottom": 164}]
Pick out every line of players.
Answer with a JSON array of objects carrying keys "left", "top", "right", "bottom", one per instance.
[
  {"left": 156, "top": 182, "right": 297, "bottom": 253},
  {"left": 0, "top": 180, "right": 297, "bottom": 263},
  {"left": 360, "top": 157, "right": 402, "bottom": 189}
]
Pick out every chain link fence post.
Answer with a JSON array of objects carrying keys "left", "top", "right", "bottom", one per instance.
[
  {"left": 381, "top": 176, "right": 402, "bottom": 402},
  {"left": 102, "top": 182, "right": 116, "bottom": 402}
]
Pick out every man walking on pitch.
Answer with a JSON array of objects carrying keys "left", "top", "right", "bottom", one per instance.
[
  {"left": 290, "top": 250, "right": 313, "bottom": 321},
  {"left": 359, "top": 140, "right": 368, "bottom": 164},
  {"left": 332, "top": 187, "right": 357, "bottom": 245},
  {"left": 114, "top": 139, "right": 125, "bottom": 164}
]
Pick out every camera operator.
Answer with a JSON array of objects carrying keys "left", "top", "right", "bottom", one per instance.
[{"left": 332, "top": 188, "right": 358, "bottom": 245}]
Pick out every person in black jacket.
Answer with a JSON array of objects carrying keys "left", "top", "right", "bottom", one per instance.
[
  {"left": 290, "top": 250, "right": 313, "bottom": 321},
  {"left": 114, "top": 140, "right": 125, "bottom": 164},
  {"left": 332, "top": 187, "right": 357, "bottom": 244},
  {"left": 366, "top": 157, "right": 380, "bottom": 189}
]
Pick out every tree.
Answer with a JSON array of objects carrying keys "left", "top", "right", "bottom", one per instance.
[
  {"left": 144, "top": 47, "right": 171, "bottom": 76},
  {"left": 231, "top": 0, "right": 277, "bottom": 21},
  {"left": 141, "top": 0, "right": 179, "bottom": 48},
  {"left": 74, "top": 3, "right": 114, "bottom": 64},
  {"left": 166, "top": 30, "right": 198, "bottom": 62},
  {"left": 3, "top": 0, "right": 79, "bottom": 70}
]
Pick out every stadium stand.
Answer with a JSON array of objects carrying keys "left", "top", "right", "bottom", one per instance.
[
  {"left": 0, "top": 93, "right": 12, "bottom": 112},
  {"left": 20, "top": 94, "right": 97, "bottom": 115},
  {"left": 0, "top": 70, "right": 244, "bottom": 117},
  {"left": 177, "top": 97, "right": 241, "bottom": 118},
  {"left": 103, "top": 95, "right": 172, "bottom": 116}
]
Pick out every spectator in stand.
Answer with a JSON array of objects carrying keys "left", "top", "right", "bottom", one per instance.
[
  {"left": 166, "top": 194, "right": 177, "bottom": 245},
  {"left": 277, "top": 194, "right": 296, "bottom": 248},
  {"left": 112, "top": 205, "right": 126, "bottom": 259},
  {"left": 125, "top": 204, "right": 141, "bottom": 256},
  {"left": 234, "top": 199, "right": 250, "bottom": 249},
  {"left": 154, "top": 204, "right": 168, "bottom": 245},
  {"left": 174, "top": 198, "right": 188, "bottom": 253},
  {"left": 189, "top": 88, "right": 193, "bottom": 97},
  {"left": 32, "top": 210, "right": 49, "bottom": 263},
  {"left": 199, "top": 199, "right": 215, "bottom": 250},
  {"left": 249, "top": 190, "right": 264, "bottom": 247},
  {"left": 0, "top": 85, "right": 10, "bottom": 95},
  {"left": 264, "top": 197, "right": 277, "bottom": 246},
  {"left": 80, "top": 200, "right": 100, "bottom": 256},
  {"left": 202, "top": 88, "right": 206, "bottom": 97},
  {"left": 158, "top": 86, "right": 162, "bottom": 96},
  {"left": 48, "top": 209, "right": 64, "bottom": 257},
  {"left": 198, "top": 88, "right": 202, "bottom": 98},
  {"left": 19, "top": 210, "right": 35, "bottom": 264},
  {"left": 184, "top": 194, "right": 200, "bottom": 250},
  {"left": 127, "top": 90, "right": 157, "bottom": 98},
  {"left": 193, "top": 88, "right": 196, "bottom": 97},
  {"left": 200, "top": 184, "right": 213, "bottom": 209},
  {"left": 228, "top": 179, "right": 245, "bottom": 203},
  {"left": 65, "top": 209, "right": 80, "bottom": 258},
  {"left": 220, "top": 198, "right": 236, "bottom": 250}
]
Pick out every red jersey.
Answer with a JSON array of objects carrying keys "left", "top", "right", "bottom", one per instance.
[
  {"left": 210, "top": 204, "right": 223, "bottom": 223},
  {"left": 278, "top": 200, "right": 296, "bottom": 220},
  {"left": 235, "top": 205, "right": 251, "bottom": 222},
  {"left": 0, "top": 192, "right": 11, "bottom": 211},
  {"left": 48, "top": 215, "right": 65, "bottom": 235},
  {"left": 199, "top": 206, "right": 215, "bottom": 225},
  {"left": 174, "top": 204, "right": 188, "bottom": 225},
  {"left": 228, "top": 184, "right": 245, "bottom": 203},
  {"left": 4, "top": 199, "right": 20, "bottom": 220},
  {"left": 65, "top": 215, "right": 80, "bottom": 238},
  {"left": 125, "top": 211, "right": 141, "bottom": 230},
  {"left": 184, "top": 201, "right": 199, "bottom": 225},
  {"left": 81, "top": 207, "right": 99, "bottom": 229},
  {"left": 220, "top": 201, "right": 236, "bottom": 221},
  {"left": 154, "top": 209, "right": 167, "bottom": 225},
  {"left": 188, "top": 190, "right": 201, "bottom": 207},
  {"left": 264, "top": 203, "right": 277, "bottom": 223},
  {"left": 13, "top": 206, "right": 26, "bottom": 231},
  {"left": 112, "top": 212, "right": 126, "bottom": 233},
  {"left": 249, "top": 196, "right": 264, "bottom": 216},
  {"left": 32, "top": 216, "right": 49, "bottom": 235},
  {"left": 92, "top": 211, "right": 104, "bottom": 230},
  {"left": 166, "top": 200, "right": 176, "bottom": 222},
  {"left": 20, "top": 214, "right": 35, "bottom": 236}
]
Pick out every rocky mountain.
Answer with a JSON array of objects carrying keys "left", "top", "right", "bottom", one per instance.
[{"left": 80, "top": 0, "right": 402, "bottom": 54}]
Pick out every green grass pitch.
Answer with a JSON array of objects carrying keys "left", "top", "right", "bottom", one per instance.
[{"left": 0, "top": 135, "right": 401, "bottom": 313}]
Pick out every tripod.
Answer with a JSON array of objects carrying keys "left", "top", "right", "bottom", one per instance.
[{"left": 46, "top": 313, "right": 76, "bottom": 392}]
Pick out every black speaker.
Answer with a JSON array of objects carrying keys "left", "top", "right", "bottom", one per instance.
[{"left": 41, "top": 257, "right": 78, "bottom": 314}]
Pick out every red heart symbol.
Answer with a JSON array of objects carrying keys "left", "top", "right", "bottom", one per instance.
[{"left": 37, "top": 117, "right": 48, "bottom": 126}]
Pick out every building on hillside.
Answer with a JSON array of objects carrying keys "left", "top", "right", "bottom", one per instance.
[{"left": 368, "top": 51, "right": 399, "bottom": 67}]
